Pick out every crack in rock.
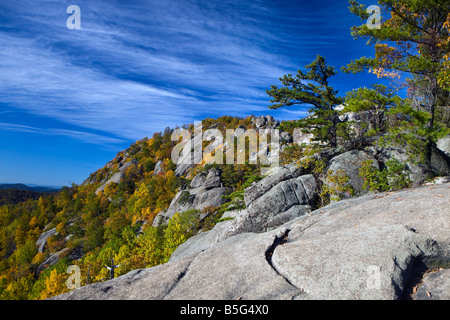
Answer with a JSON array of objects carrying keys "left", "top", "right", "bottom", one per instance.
[
  {"left": 161, "top": 256, "right": 196, "bottom": 299},
  {"left": 265, "top": 229, "right": 299, "bottom": 291}
]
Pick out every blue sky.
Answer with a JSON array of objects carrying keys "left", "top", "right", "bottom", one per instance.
[{"left": 0, "top": 0, "right": 379, "bottom": 186}]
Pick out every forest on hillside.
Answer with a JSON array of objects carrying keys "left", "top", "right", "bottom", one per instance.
[{"left": 0, "top": 189, "right": 47, "bottom": 206}]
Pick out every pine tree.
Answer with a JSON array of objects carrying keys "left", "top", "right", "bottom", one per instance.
[
  {"left": 344, "top": 0, "right": 450, "bottom": 166},
  {"left": 344, "top": 84, "right": 406, "bottom": 137}
]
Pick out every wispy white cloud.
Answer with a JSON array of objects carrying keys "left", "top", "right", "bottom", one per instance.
[
  {"left": 0, "top": 0, "right": 315, "bottom": 143},
  {"left": 0, "top": 122, "right": 127, "bottom": 145}
]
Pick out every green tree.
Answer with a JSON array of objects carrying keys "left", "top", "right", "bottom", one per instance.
[
  {"left": 344, "top": 0, "right": 450, "bottom": 166},
  {"left": 134, "top": 225, "right": 165, "bottom": 268},
  {"left": 344, "top": 84, "right": 404, "bottom": 135},
  {"left": 267, "top": 55, "right": 345, "bottom": 148},
  {"left": 15, "top": 239, "right": 37, "bottom": 269},
  {"left": 163, "top": 209, "right": 200, "bottom": 261},
  {"left": 84, "top": 217, "right": 104, "bottom": 252},
  {"left": 0, "top": 275, "right": 33, "bottom": 300}
]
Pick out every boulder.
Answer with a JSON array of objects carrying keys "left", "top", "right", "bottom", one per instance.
[
  {"left": 414, "top": 269, "right": 450, "bottom": 300},
  {"left": 244, "top": 164, "right": 303, "bottom": 206},
  {"left": 326, "top": 150, "right": 379, "bottom": 197},
  {"left": 431, "top": 145, "right": 450, "bottom": 176},
  {"left": 203, "top": 169, "right": 221, "bottom": 189},
  {"left": 245, "top": 175, "right": 317, "bottom": 230},
  {"left": 251, "top": 115, "right": 278, "bottom": 129},
  {"left": 218, "top": 167, "right": 318, "bottom": 240},
  {"left": 52, "top": 183, "right": 450, "bottom": 300},
  {"left": 254, "top": 116, "right": 267, "bottom": 128},
  {"left": 152, "top": 169, "right": 230, "bottom": 226},
  {"left": 189, "top": 172, "right": 206, "bottom": 188},
  {"left": 194, "top": 187, "right": 230, "bottom": 211},
  {"left": 293, "top": 128, "right": 314, "bottom": 146},
  {"left": 437, "top": 135, "right": 450, "bottom": 158}
]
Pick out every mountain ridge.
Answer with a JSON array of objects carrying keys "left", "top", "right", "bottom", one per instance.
[{"left": 0, "top": 183, "right": 61, "bottom": 193}]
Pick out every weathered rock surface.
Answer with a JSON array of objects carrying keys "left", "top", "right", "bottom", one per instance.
[
  {"left": 36, "top": 228, "right": 57, "bottom": 253},
  {"left": 52, "top": 183, "right": 450, "bottom": 300},
  {"left": 214, "top": 164, "right": 318, "bottom": 242},
  {"left": 152, "top": 169, "right": 230, "bottom": 226},
  {"left": 244, "top": 164, "right": 303, "bottom": 205},
  {"left": 414, "top": 269, "right": 450, "bottom": 300},
  {"left": 326, "top": 150, "right": 378, "bottom": 197},
  {"left": 244, "top": 174, "right": 317, "bottom": 231},
  {"left": 293, "top": 128, "right": 314, "bottom": 146},
  {"left": 431, "top": 145, "right": 450, "bottom": 177},
  {"left": 153, "top": 160, "right": 164, "bottom": 176},
  {"left": 36, "top": 248, "right": 70, "bottom": 275},
  {"left": 437, "top": 135, "right": 450, "bottom": 158},
  {"left": 251, "top": 115, "right": 278, "bottom": 129},
  {"left": 96, "top": 160, "right": 138, "bottom": 194}
]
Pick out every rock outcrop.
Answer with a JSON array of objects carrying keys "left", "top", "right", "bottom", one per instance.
[
  {"left": 153, "top": 160, "right": 164, "bottom": 176},
  {"left": 152, "top": 168, "right": 230, "bottom": 226},
  {"left": 95, "top": 160, "right": 138, "bottom": 194},
  {"left": 219, "top": 164, "right": 318, "bottom": 240},
  {"left": 36, "top": 227, "right": 57, "bottom": 253},
  {"left": 326, "top": 150, "right": 378, "bottom": 197},
  {"left": 437, "top": 136, "right": 450, "bottom": 158},
  {"left": 251, "top": 115, "right": 278, "bottom": 129},
  {"left": 52, "top": 183, "right": 449, "bottom": 300}
]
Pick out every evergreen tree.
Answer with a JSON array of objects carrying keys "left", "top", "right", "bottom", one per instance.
[
  {"left": 267, "top": 55, "right": 345, "bottom": 148},
  {"left": 344, "top": 84, "right": 406, "bottom": 137},
  {"left": 344, "top": 0, "right": 450, "bottom": 165}
]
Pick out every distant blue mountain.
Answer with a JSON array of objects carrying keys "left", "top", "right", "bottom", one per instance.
[{"left": 0, "top": 183, "right": 61, "bottom": 193}]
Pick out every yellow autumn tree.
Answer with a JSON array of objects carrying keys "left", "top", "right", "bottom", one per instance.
[
  {"left": 2, "top": 275, "right": 33, "bottom": 300},
  {"left": 133, "top": 226, "right": 164, "bottom": 268},
  {"left": 39, "top": 269, "right": 67, "bottom": 300},
  {"left": 130, "top": 182, "right": 153, "bottom": 222},
  {"left": 162, "top": 209, "right": 200, "bottom": 262}
]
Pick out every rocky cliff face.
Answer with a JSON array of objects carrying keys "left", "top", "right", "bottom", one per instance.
[
  {"left": 152, "top": 168, "right": 230, "bottom": 226},
  {"left": 52, "top": 181, "right": 449, "bottom": 300}
]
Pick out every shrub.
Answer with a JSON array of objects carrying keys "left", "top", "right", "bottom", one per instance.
[
  {"left": 297, "top": 146, "right": 327, "bottom": 178},
  {"left": 280, "top": 144, "right": 304, "bottom": 166},
  {"left": 220, "top": 174, "right": 263, "bottom": 213},
  {"left": 321, "top": 169, "right": 355, "bottom": 205},
  {"left": 359, "top": 159, "right": 411, "bottom": 192},
  {"left": 177, "top": 190, "right": 192, "bottom": 205}
]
